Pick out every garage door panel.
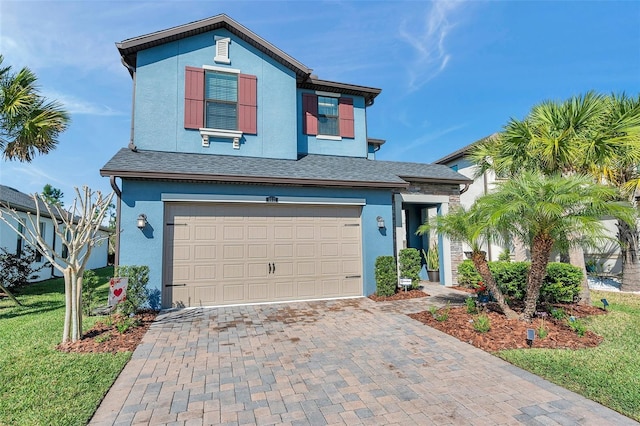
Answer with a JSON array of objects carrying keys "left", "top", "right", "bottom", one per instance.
[
  {"left": 194, "top": 245, "right": 215, "bottom": 260},
  {"left": 223, "top": 226, "right": 244, "bottom": 240},
  {"left": 295, "top": 243, "right": 315, "bottom": 257},
  {"left": 194, "top": 265, "right": 216, "bottom": 279},
  {"left": 247, "top": 262, "right": 268, "bottom": 278},
  {"left": 223, "top": 284, "right": 245, "bottom": 302},
  {"left": 248, "top": 282, "right": 269, "bottom": 300},
  {"left": 194, "top": 285, "right": 217, "bottom": 305},
  {"left": 274, "top": 243, "right": 294, "bottom": 258},
  {"left": 223, "top": 245, "right": 244, "bottom": 260},
  {"left": 194, "top": 225, "right": 216, "bottom": 240},
  {"left": 248, "top": 244, "right": 268, "bottom": 258},
  {"left": 164, "top": 203, "right": 363, "bottom": 308}
]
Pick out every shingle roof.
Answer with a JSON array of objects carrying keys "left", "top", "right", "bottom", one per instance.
[
  {"left": 100, "top": 149, "right": 471, "bottom": 188},
  {"left": 0, "top": 185, "right": 51, "bottom": 214},
  {"left": 433, "top": 133, "right": 498, "bottom": 165}
]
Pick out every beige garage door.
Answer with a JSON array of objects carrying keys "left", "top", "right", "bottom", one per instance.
[{"left": 163, "top": 203, "right": 363, "bottom": 308}]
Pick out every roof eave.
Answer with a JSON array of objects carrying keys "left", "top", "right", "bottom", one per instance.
[
  {"left": 399, "top": 175, "right": 473, "bottom": 185},
  {"left": 100, "top": 169, "right": 408, "bottom": 189},
  {"left": 298, "top": 78, "right": 381, "bottom": 105},
  {"left": 117, "top": 14, "right": 312, "bottom": 77}
]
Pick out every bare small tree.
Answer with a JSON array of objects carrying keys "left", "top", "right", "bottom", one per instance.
[{"left": 0, "top": 186, "right": 113, "bottom": 342}]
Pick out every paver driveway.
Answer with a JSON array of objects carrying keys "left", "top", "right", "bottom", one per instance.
[{"left": 90, "top": 294, "right": 637, "bottom": 425}]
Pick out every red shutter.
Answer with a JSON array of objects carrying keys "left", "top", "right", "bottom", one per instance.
[
  {"left": 184, "top": 66, "right": 204, "bottom": 129},
  {"left": 339, "top": 97, "right": 354, "bottom": 138},
  {"left": 303, "top": 93, "right": 318, "bottom": 135},
  {"left": 238, "top": 74, "right": 257, "bottom": 134}
]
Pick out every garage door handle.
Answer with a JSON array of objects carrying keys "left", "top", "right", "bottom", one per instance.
[
  {"left": 268, "top": 263, "right": 272, "bottom": 274},
  {"left": 166, "top": 283, "right": 186, "bottom": 287},
  {"left": 272, "top": 263, "right": 276, "bottom": 273},
  {"left": 345, "top": 275, "right": 361, "bottom": 279}
]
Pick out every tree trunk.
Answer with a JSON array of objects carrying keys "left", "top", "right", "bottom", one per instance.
[
  {"left": 70, "top": 269, "right": 80, "bottom": 342},
  {"left": 618, "top": 219, "right": 640, "bottom": 292},
  {"left": 0, "top": 283, "right": 22, "bottom": 306},
  {"left": 569, "top": 245, "right": 591, "bottom": 305},
  {"left": 471, "top": 250, "right": 519, "bottom": 319},
  {"left": 63, "top": 269, "right": 72, "bottom": 343},
  {"left": 522, "top": 234, "right": 555, "bottom": 321}
]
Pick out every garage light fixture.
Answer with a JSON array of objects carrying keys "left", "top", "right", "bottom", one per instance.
[
  {"left": 137, "top": 214, "right": 148, "bottom": 230},
  {"left": 376, "top": 216, "right": 385, "bottom": 229}
]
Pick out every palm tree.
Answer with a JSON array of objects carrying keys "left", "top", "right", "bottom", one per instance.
[
  {"left": 0, "top": 55, "right": 69, "bottom": 162},
  {"left": 477, "top": 173, "right": 635, "bottom": 321},
  {"left": 417, "top": 206, "right": 519, "bottom": 319},
  {"left": 470, "top": 92, "right": 640, "bottom": 298}
]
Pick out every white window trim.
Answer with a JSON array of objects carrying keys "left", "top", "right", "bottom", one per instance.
[
  {"left": 316, "top": 134, "right": 342, "bottom": 141},
  {"left": 214, "top": 36, "right": 231, "bottom": 64},
  {"left": 199, "top": 128, "right": 242, "bottom": 149},
  {"left": 203, "top": 64, "right": 240, "bottom": 74},
  {"left": 315, "top": 90, "right": 340, "bottom": 98}
]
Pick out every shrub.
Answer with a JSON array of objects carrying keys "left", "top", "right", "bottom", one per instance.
[
  {"left": 498, "top": 249, "right": 512, "bottom": 262},
  {"left": 82, "top": 269, "right": 101, "bottom": 316},
  {"left": 465, "top": 296, "right": 477, "bottom": 314},
  {"left": 541, "top": 263, "right": 582, "bottom": 303},
  {"left": 0, "top": 246, "right": 47, "bottom": 291},
  {"left": 473, "top": 314, "right": 491, "bottom": 333},
  {"left": 114, "top": 265, "right": 150, "bottom": 315},
  {"left": 399, "top": 248, "right": 421, "bottom": 289},
  {"left": 568, "top": 318, "right": 587, "bottom": 337},
  {"left": 457, "top": 260, "right": 582, "bottom": 304},
  {"left": 550, "top": 307, "right": 566, "bottom": 320},
  {"left": 374, "top": 256, "right": 397, "bottom": 297},
  {"left": 457, "top": 260, "right": 482, "bottom": 288},
  {"left": 435, "top": 303, "right": 450, "bottom": 322}
]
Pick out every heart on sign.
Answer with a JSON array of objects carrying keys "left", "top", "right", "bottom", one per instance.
[{"left": 114, "top": 288, "right": 123, "bottom": 297}]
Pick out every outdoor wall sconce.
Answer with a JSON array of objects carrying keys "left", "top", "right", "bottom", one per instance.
[
  {"left": 526, "top": 328, "right": 535, "bottom": 348},
  {"left": 601, "top": 298, "right": 609, "bottom": 310},
  {"left": 376, "top": 216, "right": 385, "bottom": 229},
  {"left": 137, "top": 214, "right": 148, "bottom": 230}
]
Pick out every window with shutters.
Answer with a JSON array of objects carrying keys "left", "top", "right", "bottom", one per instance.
[
  {"left": 303, "top": 93, "right": 354, "bottom": 140},
  {"left": 184, "top": 66, "right": 257, "bottom": 148}
]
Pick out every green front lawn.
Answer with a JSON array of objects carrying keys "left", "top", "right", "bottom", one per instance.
[
  {"left": 0, "top": 267, "right": 130, "bottom": 426},
  {"left": 498, "top": 290, "right": 640, "bottom": 421}
]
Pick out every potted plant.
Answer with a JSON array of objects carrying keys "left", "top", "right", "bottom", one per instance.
[{"left": 424, "top": 244, "right": 440, "bottom": 282}]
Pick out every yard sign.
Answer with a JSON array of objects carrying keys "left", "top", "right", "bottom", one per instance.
[{"left": 108, "top": 277, "right": 128, "bottom": 306}]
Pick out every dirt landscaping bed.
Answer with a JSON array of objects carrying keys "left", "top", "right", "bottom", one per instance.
[
  {"left": 409, "top": 303, "right": 606, "bottom": 352},
  {"left": 368, "top": 289, "right": 429, "bottom": 302},
  {"left": 57, "top": 311, "right": 157, "bottom": 354}
]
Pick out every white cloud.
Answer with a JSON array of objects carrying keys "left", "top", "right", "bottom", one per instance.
[
  {"left": 43, "top": 91, "right": 124, "bottom": 117},
  {"left": 398, "top": 1, "right": 463, "bottom": 91}
]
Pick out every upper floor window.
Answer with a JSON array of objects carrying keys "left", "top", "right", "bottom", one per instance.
[
  {"left": 184, "top": 66, "right": 257, "bottom": 135},
  {"left": 16, "top": 222, "right": 24, "bottom": 256},
  {"left": 318, "top": 96, "right": 339, "bottom": 136},
  {"left": 303, "top": 93, "right": 354, "bottom": 139},
  {"left": 35, "top": 222, "right": 45, "bottom": 262},
  {"left": 205, "top": 71, "right": 238, "bottom": 130}
]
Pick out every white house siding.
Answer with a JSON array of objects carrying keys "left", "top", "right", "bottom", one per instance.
[{"left": 0, "top": 207, "right": 110, "bottom": 282}]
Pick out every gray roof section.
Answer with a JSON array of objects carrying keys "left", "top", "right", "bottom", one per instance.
[
  {"left": 0, "top": 185, "right": 51, "bottom": 214},
  {"left": 434, "top": 133, "right": 498, "bottom": 165},
  {"left": 100, "top": 149, "right": 471, "bottom": 188}
]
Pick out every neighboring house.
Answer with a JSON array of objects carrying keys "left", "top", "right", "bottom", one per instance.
[
  {"left": 434, "top": 135, "right": 622, "bottom": 274},
  {"left": 101, "top": 14, "right": 471, "bottom": 309},
  {"left": 0, "top": 185, "right": 110, "bottom": 281}
]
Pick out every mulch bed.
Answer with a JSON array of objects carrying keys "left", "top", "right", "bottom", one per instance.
[
  {"left": 409, "top": 303, "right": 606, "bottom": 352},
  {"left": 368, "top": 289, "right": 429, "bottom": 302},
  {"left": 57, "top": 311, "right": 157, "bottom": 354}
]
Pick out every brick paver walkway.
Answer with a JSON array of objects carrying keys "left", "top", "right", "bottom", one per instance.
[{"left": 90, "top": 289, "right": 638, "bottom": 425}]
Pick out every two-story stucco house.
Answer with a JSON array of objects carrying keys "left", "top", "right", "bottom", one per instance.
[{"left": 100, "top": 15, "right": 471, "bottom": 309}]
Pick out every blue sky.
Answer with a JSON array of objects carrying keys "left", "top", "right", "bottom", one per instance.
[{"left": 1, "top": 0, "right": 639, "bottom": 206}]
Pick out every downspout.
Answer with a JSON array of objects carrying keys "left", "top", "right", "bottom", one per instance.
[
  {"left": 110, "top": 176, "right": 122, "bottom": 269},
  {"left": 121, "top": 55, "right": 137, "bottom": 152}
]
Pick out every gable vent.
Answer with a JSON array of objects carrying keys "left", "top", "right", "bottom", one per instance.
[{"left": 214, "top": 36, "right": 231, "bottom": 64}]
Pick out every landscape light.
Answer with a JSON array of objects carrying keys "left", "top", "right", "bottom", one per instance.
[
  {"left": 601, "top": 298, "right": 609, "bottom": 310},
  {"left": 526, "top": 329, "right": 535, "bottom": 348}
]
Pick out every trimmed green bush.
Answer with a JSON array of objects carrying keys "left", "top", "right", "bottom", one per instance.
[
  {"left": 114, "top": 265, "right": 150, "bottom": 315},
  {"left": 399, "top": 248, "right": 421, "bottom": 289},
  {"left": 457, "top": 260, "right": 582, "bottom": 304},
  {"left": 375, "top": 256, "right": 397, "bottom": 297}
]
